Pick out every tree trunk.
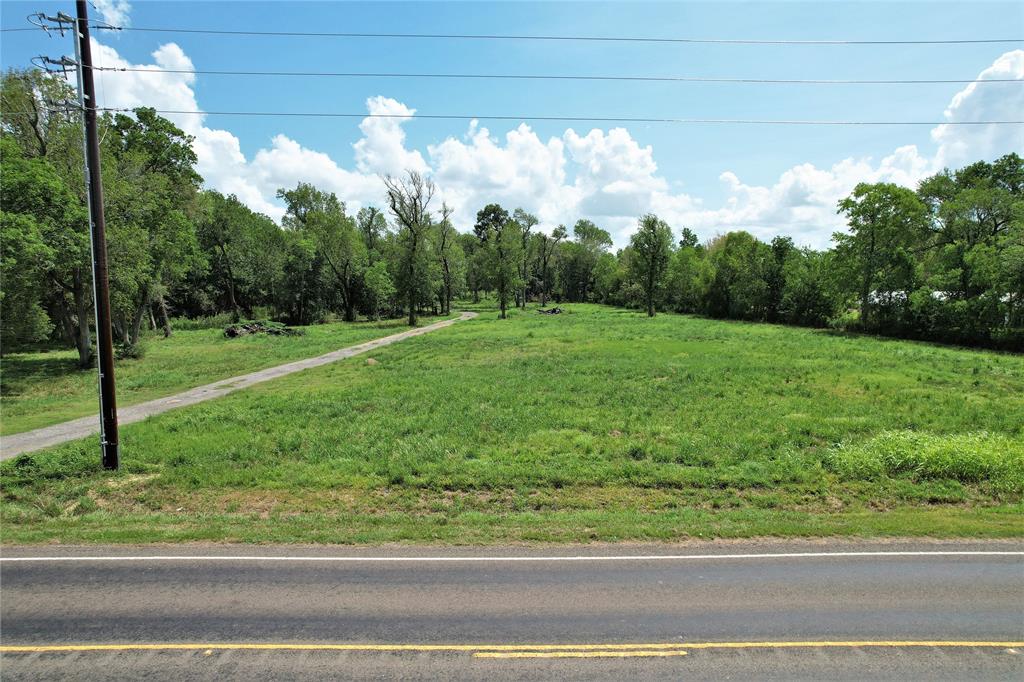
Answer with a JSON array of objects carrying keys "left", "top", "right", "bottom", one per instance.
[
  {"left": 407, "top": 282, "right": 417, "bottom": 326},
  {"left": 344, "top": 302, "right": 356, "bottom": 322},
  {"left": 156, "top": 294, "right": 172, "bottom": 337},
  {"left": 218, "top": 244, "right": 241, "bottom": 322},
  {"left": 129, "top": 286, "right": 149, "bottom": 346},
  {"left": 343, "top": 283, "right": 356, "bottom": 322},
  {"left": 441, "top": 259, "right": 452, "bottom": 315},
  {"left": 647, "top": 270, "right": 656, "bottom": 317},
  {"left": 540, "top": 264, "right": 548, "bottom": 307},
  {"left": 149, "top": 306, "right": 157, "bottom": 331},
  {"left": 860, "top": 273, "right": 871, "bottom": 327},
  {"left": 56, "top": 298, "right": 76, "bottom": 345},
  {"left": 73, "top": 283, "right": 92, "bottom": 369}
]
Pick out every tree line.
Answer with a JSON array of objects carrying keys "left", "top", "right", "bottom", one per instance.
[
  {"left": 2, "top": 69, "right": 1021, "bottom": 364},
  {"left": 604, "top": 158, "right": 1022, "bottom": 351}
]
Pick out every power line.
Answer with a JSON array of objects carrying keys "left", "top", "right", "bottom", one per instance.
[
  {"left": 88, "top": 65, "right": 1024, "bottom": 85},
  {"left": 98, "top": 25, "right": 1022, "bottom": 45},
  {"left": 87, "top": 108, "right": 1024, "bottom": 125}
]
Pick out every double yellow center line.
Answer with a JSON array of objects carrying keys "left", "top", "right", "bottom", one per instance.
[{"left": 2, "top": 641, "right": 1021, "bottom": 660}]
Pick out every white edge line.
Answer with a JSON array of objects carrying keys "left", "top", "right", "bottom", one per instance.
[{"left": 1, "top": 551, "right": 1021, "bottom": 562}]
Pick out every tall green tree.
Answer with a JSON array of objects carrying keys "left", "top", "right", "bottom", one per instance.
[
  {"left": 356, "top": 206, "right": 388, "bottom": 262},
  {"left": 835, "top": 183, "right": 928, "bottom": 328},
  {"left": 557, "top": 219, "right": 613, "bottom": 302},
  {"left": 533, "top": 224, "right": 567, "bottom": 307},
  {"left": 306, "top": 200, "right": 366, "bottom": 322},
  {"left": 1, "top": 210, "right": 54, "bottom": 347},
  {"left": 434, "top": 203, "right": 464, "bottom": 315},
  {"left": 103, "top": 108, "right": 202, "bottom": 344},
  {"left": 384, "top": 172, "right": 435, "bottom": 325},
  {"left": 512, "top": 208, "right": 538, "bottom": 307},
  {"left": 628, "top": 214, "right": 674, "bottom": 316},
  {"left": 475, "top": 203, "right": 521, "bottom": 319},
  {"left": 915, "top": 154, "right": 1023, "bottom": 342},
  {"left": 1, "top": 72, "right": 95, "bottom": 365},
  {"left": 705, "top": 231, "right": 772, "bottom": 320},
  {"left": 779, "top": 248, "right": 836, "bottom": 327},
  {"left": 362, "top": 259, "right": 395, "bottom": 320},
  {"left": 765, "top": 236, "right": 795, "bottom": 323},
  {"left": 278, "top": 183, "right": 341, "bottom": 325},
  {"left": 195, "top": 191, "right": 283, "bottom": 322},
  {"left": 0, "top": 135, "right": 97, "bottom": 364}
]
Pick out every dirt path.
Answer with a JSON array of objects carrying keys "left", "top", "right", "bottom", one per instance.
[{"left": 0, "top": 312, "right": 478, "bottom": 460}]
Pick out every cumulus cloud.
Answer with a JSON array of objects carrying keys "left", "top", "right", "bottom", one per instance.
[
  {"left": 88, "top": 36, "right": 1022, "bottom": 248},
  {"left": 429, "top": 121, "right": 573, "bottom": 231},
  {"left": 353, "top": 96, "right": 427, "bottom": 175},
  {"left": 92, "top": 0, "right": 132, "bottom": 27},
  {"left": 676, "top": 145, "right": 935, "bottom": 248},
  {"left": 932, "top": 49, "right": 1024, "bottom": 169}
]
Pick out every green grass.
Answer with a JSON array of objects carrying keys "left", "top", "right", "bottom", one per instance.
[
  {"left": 0, "top": 316, "right": 444, "bottom": 435},
  {"left": 2, "top": 304, "right": 1022, "bottom": 544}
]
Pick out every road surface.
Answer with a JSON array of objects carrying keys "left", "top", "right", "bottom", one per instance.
[
  {"left": 1, "top": 540, "right": 1022, "bottom": 679},
  {"left": 0, "top": 312, "right": 477, "bottom": 459}
]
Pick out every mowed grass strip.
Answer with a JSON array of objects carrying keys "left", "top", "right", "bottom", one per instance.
[
  {"left": 2, "top": 305, "right": 1022, "bottom": 543},
  {"left": 0, "top": 316, "right": 446, "bottom": 435}
]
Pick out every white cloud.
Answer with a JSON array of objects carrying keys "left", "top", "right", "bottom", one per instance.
[
  {"left": 932, "top": 49, "right": 1024, "bottom": 170},
  {"left": 88, "top": 38, "right": 1022, "bottom": 249},
  {"left": 91, "top": 0, "right": 132, "bottom": 27},
  {"left": 674, "top": 145, "right": 935, "bottom": 248},
  {"left": 353, "top": 96, "right": 427, "bottom": 176},
  {"left": 428, "top": 121, "right": 574, "bottom": 231}
]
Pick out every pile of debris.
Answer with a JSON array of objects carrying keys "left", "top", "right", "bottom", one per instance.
[
  {"left": 537, "top": 307, "right": 564, "bottom": 315},
  {"left": 224, "top": 320, "right": 304, "bottom": 338}
]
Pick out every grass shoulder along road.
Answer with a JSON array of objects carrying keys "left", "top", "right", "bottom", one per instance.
[
  {"left": 2, "top": 304, "right": 1022, "bottom": 544},
  {"left": 0, "top": 316, "right": 448, "bottom": 436}
]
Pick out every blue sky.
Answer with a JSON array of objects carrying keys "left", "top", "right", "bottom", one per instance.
[{"left": 2, "top": 1, "right": 1022, "bottom": 246}]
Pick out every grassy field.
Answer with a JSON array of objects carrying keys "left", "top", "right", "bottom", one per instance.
[
  {"left": 0, "top": 316, "right": 443, "bottom": 435},
  {"left": 2, "top": 304, "right": 1022, "bottom": 544}
]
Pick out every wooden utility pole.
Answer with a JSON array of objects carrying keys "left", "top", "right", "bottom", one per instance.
[{"left": 72, "top": 0, "right": 119, "bottom": 469}]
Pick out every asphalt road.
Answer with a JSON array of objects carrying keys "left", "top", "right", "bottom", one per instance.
[{"left": 2, "top": 540, "right": 1022, "bottom": 680}]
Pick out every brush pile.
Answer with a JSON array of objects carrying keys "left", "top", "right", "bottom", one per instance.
[{"left": 224, "top": 321, "right": 304, "bottom": 338}]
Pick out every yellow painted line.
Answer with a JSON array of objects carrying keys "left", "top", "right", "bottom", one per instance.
[
  {"left": 474, "top": 650, "right": 689, "bottom": 659},
  {"left": 2, "top": 641, "right": 1022, "bottom": 654}
]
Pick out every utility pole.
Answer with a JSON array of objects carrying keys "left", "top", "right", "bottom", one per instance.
[{"left": 70, "top": 0, "right": 120, "bottom": 469}]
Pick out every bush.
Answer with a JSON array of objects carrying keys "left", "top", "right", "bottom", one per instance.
[
  {"left": 115, "top": 340, "right": 146, "bottom": 360},
  {"left": 826, "top": 430, "right": 1024, "bottom": 494}
]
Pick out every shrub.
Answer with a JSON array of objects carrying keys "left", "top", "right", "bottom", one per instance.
[
  {"left": 115, "top": 340, "right": 146, "bottom": 360},
  {"left": 826, "top": 430, "right": 1024, "bottom": 494}
]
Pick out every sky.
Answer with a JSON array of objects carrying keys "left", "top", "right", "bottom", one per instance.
[{"left": 2, "top": 0, "right": 1022, "bottom": 248}]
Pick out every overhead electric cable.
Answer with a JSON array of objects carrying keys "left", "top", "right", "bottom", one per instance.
[
  {"left": 83, "top": 107, "right": 1024, "bottom": 125},
  {"left": 87, "top": 65, "right": 1023, "bottom": 85},
  {"left": 94, "top": 26, "right": 1022, "bottom": 45}
]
